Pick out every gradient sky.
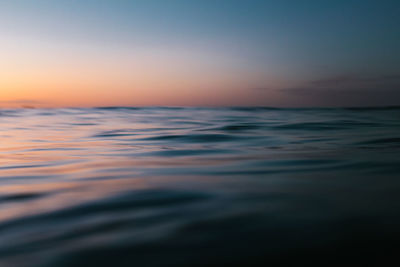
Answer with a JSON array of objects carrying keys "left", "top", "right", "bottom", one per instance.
[{"left": 1, "top": 0, "right": 399, "bottom": 107}]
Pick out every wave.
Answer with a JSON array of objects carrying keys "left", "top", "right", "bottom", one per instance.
[{"left": 0, "top": 107, "right": 399, "bottom": 266}]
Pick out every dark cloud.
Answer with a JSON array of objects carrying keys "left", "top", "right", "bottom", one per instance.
[
  {"left": 280, "top": 74, "right": 400, "bottom": 107},
  {"left": 308, "top": 74, "right": 400, "bottom": 89}
]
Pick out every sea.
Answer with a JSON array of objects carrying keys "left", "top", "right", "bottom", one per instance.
[{"left": 0, "top": 107, "right": 399, "bottom": 266}]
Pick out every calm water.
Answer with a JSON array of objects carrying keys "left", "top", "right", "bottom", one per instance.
[{"left": 0, "top": 107, "right": 400, "bottom": 266}]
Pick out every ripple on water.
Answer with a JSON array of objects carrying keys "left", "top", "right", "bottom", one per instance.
[{"left": 0, "top": 107, "right": 400, "bottom": 266}]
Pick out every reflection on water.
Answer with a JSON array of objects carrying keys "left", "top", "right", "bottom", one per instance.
[{"left": 0, "top": 107, "right": 400, "bottom": 266}]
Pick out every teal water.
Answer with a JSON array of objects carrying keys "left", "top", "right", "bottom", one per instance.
[{"left": 0, "top": 107, "right": 400, "bottom": 266}]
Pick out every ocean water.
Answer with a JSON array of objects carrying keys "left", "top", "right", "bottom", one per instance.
[{"left": 0, "top": 107, "right": 400, "bottom": 266}]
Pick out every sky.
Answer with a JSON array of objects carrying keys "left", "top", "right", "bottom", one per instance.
[{"left": 0, "top": 0, "right": 399, "bottom": 107}]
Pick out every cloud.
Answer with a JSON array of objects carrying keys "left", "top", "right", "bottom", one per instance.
[
  {"left": 308, "top": 74, "right": 400, "bottom": 90},
  {"left": 0, "top": 99, "right": 45, "bottom": 108},
  {"left": 279, "top": 74, "right": 400, "bottom": 107},
  {"left": 0, "top": 99, "right": 43, "bottom": 104}
]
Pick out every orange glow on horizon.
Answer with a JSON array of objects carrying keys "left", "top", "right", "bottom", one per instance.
[
  {"left": 0, "top": 37, "right": 281, "bottom": 107},
  {"left": 0, "top": 70, "right": 277, "bottom": 108}
]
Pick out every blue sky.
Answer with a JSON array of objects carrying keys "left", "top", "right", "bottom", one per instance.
[{"left": 1, "top": 0, "right": 399, "bottom": 106}]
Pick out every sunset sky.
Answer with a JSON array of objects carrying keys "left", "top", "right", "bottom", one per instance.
[{"left": 1, "top": 0, "right": 399, "bottom": 107}]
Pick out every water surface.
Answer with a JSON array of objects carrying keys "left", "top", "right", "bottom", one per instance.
[{"left": 0, "top": 107, "right": 400, "bottom": 266}]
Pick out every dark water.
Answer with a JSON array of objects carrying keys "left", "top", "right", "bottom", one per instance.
[{"left": 0, "top": 107, "right": 400, "bottom": 266}]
